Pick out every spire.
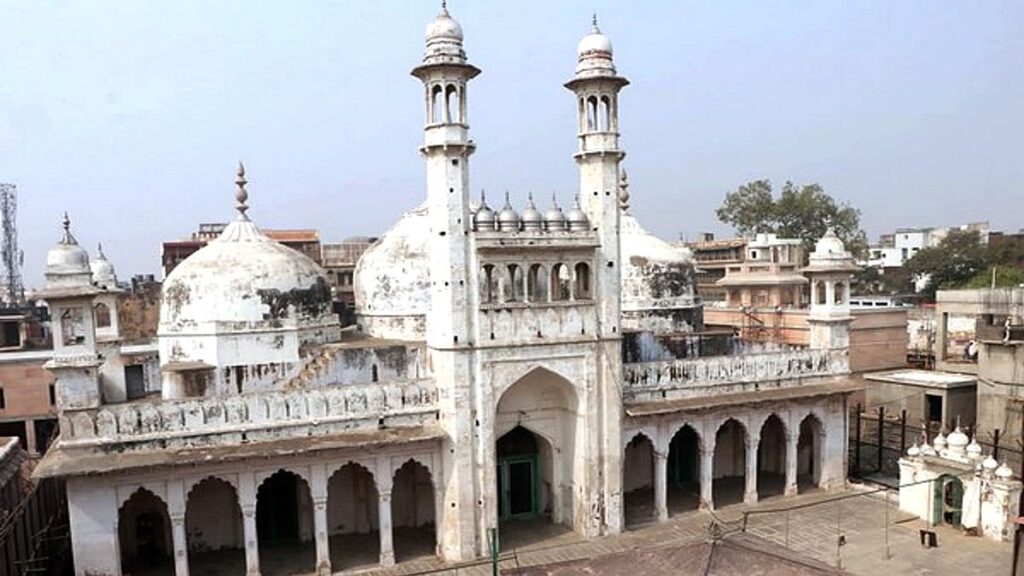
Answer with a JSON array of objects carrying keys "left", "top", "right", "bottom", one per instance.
[
  {"left": 235, "top": 162, "right": 249, "bottom": 220},
  {"left": 618, "top": 169, "right": 630, "bottom": 211},
  {"left": 96, "top": 242, "right": 106, "bottom": 260},
  {"left": 592, "top": 13, "right": 600, "bottom": 33},
  {"left": 441, "top": 0, "right": 448, "bottom": 14},
  {"left": 60, "top": 212, "right": 77, "bottom": 245}
]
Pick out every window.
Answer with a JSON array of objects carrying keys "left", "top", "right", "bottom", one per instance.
[
  {"left": 49, "top": 384, "right": 56, "bottom": 406},
  {"left": 481, "top": 264, "right": 496, "bottom": 303},
  {"left": 574, "top": 262, "right": 592, "bottom": 299},
  {"left": 95, "top": 302, "right": 111, "bottom": 329},
  {"left": 60, "top": 309, "right": 86, "bottom": 346},
  {"left": 527, "top": 264, "right": 548, "bottom": 303},
  {"left": 0, "top": 387, "right": 5, "bottom": 409},
  {"left": 551, "top": 263, "right": 571, "bottom": 301},
  {"left": 816, "top": 282, "right": 826, "bottom": 305},
  {"left": 926, "top": 395, "right": 943, "bottom": 424}
]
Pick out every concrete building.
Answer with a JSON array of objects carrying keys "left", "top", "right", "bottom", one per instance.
[
  {"left": 321, "top": 237, "right": 376, "bottom": 313},
  {"left": 35, "top": 9, "right": 859, "bottom": 576},
  {"left": 715, "top": 233, "right": 807, "bottom": 309},
  {"left": 682, "top": 234, "right": 746, "bottom": 303},
  {"left": 162, "top": 223, "right": 322, "bottom": 278}
]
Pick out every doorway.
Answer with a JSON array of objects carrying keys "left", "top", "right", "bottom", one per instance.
[{"left": 497, "top": 426, "right": 540, "bottom": 520}]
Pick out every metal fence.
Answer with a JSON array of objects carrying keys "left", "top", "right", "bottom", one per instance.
[{"left": 0, "top": 477, "right": 72, "bottom": 576}]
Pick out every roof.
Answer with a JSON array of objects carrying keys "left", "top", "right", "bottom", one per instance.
[
  {"left": 34, "top": 425, "right": 444, "bottom": 478},
  {"left": 716, "top": 273, "right": 809, "bottom": 287},
  {"left": 684, "top": 238, "right": 748, "bottom": 250},
  {"left": 625, "top": 380, "right": 862, "bottom": 417},
  {"left": 864, "top": 369, "right": 976, "bottom": 389},
  {"left": 266, "top": 229, "right": 320, "bottom": 243}
]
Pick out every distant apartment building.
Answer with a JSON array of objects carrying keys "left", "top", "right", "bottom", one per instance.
[
  {"left": 680, "top": 233, "right": 746, "bottom": 302},
  {"left": 162, "top": 222, "right": 321, "bottom": 277},
  {"left": 866, "top": 222, "right": 991, "bottom": 270},
  {"left": 321, "top": 237, "right": 376, "bottom": 323},
  {"left": 715, "top": 233, "right": 807, "bottom": 308}
]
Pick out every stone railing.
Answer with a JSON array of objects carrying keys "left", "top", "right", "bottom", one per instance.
[
  {"left": 623, "top": 347, "right": 848, "bottom": 401},
  {"left": 59, "top": 380, "right": 438, "bottom": 449}
]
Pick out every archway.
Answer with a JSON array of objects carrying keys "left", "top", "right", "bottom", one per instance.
[
  {"left": 118, "top": 488, "right": 172, "bottom": 575},
  {"left": 713, "top": 419, "right": 747, "bottom": 508},
  {"left": 667, "top": 425, "right": 701, "bottom": 514},
  {"left": 257, "top": 470, "right": 315, "bottom": 575},
  {"left": 934, "top": 475, "right": 964, "bottom": 527},
  {"left": 757, "top": 414, "right": 787, "bottom": 500},
  {"left": 186, "top": 477, "right": 244, "bottom": 574},
  {"left": 622, "top": 433, "right": 654, "bottom": 526},
  {"left": 327, "top": 463, "right": 379, "bottom": 571},
  {"left": 392, "top": 459, "right": 437, "bottom": 563},
  {"left": 797, "top": 414, "right": 825, "bottom": 492}
]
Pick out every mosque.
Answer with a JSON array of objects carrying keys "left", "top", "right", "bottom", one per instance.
[{"left": 35, "top": 5, "right": 859, "bottom": 575}]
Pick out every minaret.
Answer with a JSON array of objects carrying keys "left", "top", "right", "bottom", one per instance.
[
  {"left": 565, "top": 15, "right": 628, "bottom": 337},
  {"left": 802, "top": 229, "right": 859, "bottom": 351},
  {"left": 564, "top": 15, "right": 628, "bottom": 537},
  {"left": 410, "top": 2, "right": 479, "bottom": 562}
]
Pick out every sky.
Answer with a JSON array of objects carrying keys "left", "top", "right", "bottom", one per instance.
[{"left": 1, "top": 1, "right": 1022, "bottom": 287}]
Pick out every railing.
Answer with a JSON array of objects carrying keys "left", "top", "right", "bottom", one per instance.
[
  {"left": 59, "top": 380, "right": 438, "bottom": 448},
  {"left": 623, "top": 347, "right": 848, "bottom": 400}
]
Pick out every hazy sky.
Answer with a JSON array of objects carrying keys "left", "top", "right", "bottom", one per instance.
[{"left": 1, "top": 1, "right": 1022, "bottom": 286}]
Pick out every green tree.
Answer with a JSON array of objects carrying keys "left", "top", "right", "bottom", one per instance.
[
  {"left": 715, "top": 180, "right": 867, "bottom": 258},
  {"left": 904, "top": 230, "right": 988, "bottom": 298}
]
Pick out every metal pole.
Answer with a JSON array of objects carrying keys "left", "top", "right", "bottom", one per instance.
[
  {"left": 995, "top": 429, "right": 1002, "bottom": 462},
  {"left": 877, "top": 406, "right": 885, "bottom": 474},
  {"left": 884, "top": 490, "right": 891, "bottom": 560},
  {"left": 836, "top": 498, "right": 843, "bottom": 570},
  {"left": 491, "top": 527, "right": 499, "bottom": 576},
  {"left": 786, "top": 509, "right": 791, "bottom": 549},
  {"left": 855, "top": 404, "right": 862, "bottom": 477}
]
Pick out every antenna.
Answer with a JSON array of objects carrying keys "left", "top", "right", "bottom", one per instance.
[{"left": 0, "top": 184, "right": 23, "bottom": 306}]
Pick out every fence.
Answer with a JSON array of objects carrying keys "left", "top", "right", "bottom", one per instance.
[
  {"left": 0, "top": 477, "right": 71, "bottom": 576},
  {"left": 848, "top": 404, "right": 1024, "bottom": 487}
]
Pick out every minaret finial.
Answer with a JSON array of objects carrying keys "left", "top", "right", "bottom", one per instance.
[
  {"left": 97, "top": 242, "right": 105, "bottom": 258},
  {"left": 60, "top": 212, "right": 77, "bottom": 245},
  {"left": 235, "top": 161, "right": 249, "bottom": 220},
  {"left": 480, "top": 189, "right": 487, "bottom": 204},
  {"left": 618, "top": 169, "right": 630, "bottom": 211},
  {"left": 441, "top": 0, "right": 448, "bottom": 14},
  {"left": 592, "top": 13, "right": 599, "bottom": 32}
]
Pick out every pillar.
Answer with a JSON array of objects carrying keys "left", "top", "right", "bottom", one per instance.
[
  {"left": 785, "top": 432, "right": 798, "bottom": 496},
  {"left": 378, "top": 489, "right": 395, "bottom": 566},
  {"left": 654, "top": 450, "right": 668, "bottom": 521},
  {"left": 238, "top": 472, "right": 260, "bottom": 576},
  {"left": 170, "top": 514, "right": 190, "bottom": 576},
  {"left": 24, "top": 420, "right": 37, "bottom": 456},
  {"left": 310, "top": 464, "right": 331, "bottom": 576},
  {"left": 699, "top": 445, "right": 714, "bottom": 510},
  {"left": 744, "top": 436, "right": 758, "bottom": 505}
]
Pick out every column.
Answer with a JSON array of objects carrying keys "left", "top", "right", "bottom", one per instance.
[
  {"left": 170, "top": 514, "right": 190, "bottom": 576},
  {"left": 238, "top": 472, "right": 261, "bottom": 576},
  {"left": 785, "top": 433, "right": 798, "bottom": 497},
  {"left": 378, "top": 489, "right": 395, "bottom": 566},
  {"left": 24, "top": 420, "right": 37, "bottom": 456},
  {"left": 699, "top": 445, "right": 714, "bottom": 510},
  {"left": 654, "top": 450, "right": 668, "bottom": 521},
  {"left": 744, "top": 436, "right": 758, "bottom": 505},
  {"left": 310, "top": 465, "right": 331, "bottom": 576}
]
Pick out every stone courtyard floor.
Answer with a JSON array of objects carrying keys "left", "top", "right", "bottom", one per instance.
[{"left": 348, "top": 483, "right": 1013, "bottom": 576}]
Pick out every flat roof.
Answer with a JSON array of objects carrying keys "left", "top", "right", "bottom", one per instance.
[
  {"left": 625, "top": 380, "right": 861, "bottom": 418},
  {"left": 864, "top": 369, "right": 976, "bottom": 389}
]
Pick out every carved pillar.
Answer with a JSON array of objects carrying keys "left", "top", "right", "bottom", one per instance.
[
  {"left": 699, "top": 444, "right": 714, "bottom": 510},
  {"left": 310, "top": 464, "right": 331, "bottom": 575},
  {"left": 238, "top": 472, "right": 261, "bottom": 576},
  {"left": 785, "top": 432, "right": 798, "bottom": 497},
  {"left": 654, "top": 450, "right": 668, "bottom": 521},
  {"left": 378, "top": 489, "right": 395, "bottom": 566},
  {"left": 744, "top": 436, "right": 759, "bottom": 505}
]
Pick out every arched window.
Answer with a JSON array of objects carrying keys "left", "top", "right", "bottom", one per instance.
[
  {"left": 574, "top": 262, "right": 591, "bottom": 299},
  {"left": 527, "top": 264, "right": 549, "bottom": 303},
  {"left": 445, "top": 84, "right": 458, "bottom": 124},
  {"left": 431, "top": 85, "right": 444, "bottom": 124},
  {"left": 816, "top": 281, "right": 826, "bottom": 305},
  {"left": 481, "top": 264, "right": 496, "bottom": 303},
  {"left": 60, "top": 309, "right": 84, "bottom": 346},
  {"left": 586, "top": 96, "right": 599, "bottom": 131},
  {"left": 95, "top": 302, "right": 111, "bottom": 329},
  {"left": 834, "top": 282, "right": 845, "bottom": 305},
  {"left": 507, "top": 264, "right": 525, "bottom": 302},
  {"left": 459, "top": 85, "right": 467, "bottom": 123},
  {"left": 578, "top": 98, "right": 586, "bottom": 132},
  {"left": 371, "top": 364, "right": 379, "bottom": 383},
  {"left": 551, "top": 263, "right": 572, "bottom": 301},
  {"left": 599, "top": 96, "right": 611, "bottom": 131}
]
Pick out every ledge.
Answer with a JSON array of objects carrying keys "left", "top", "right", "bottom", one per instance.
[{"left": 624, "top": 380, "right": 862, "bottom": 418}]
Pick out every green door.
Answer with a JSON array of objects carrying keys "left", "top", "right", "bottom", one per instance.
[
  {"left": 498, "top": 455, "right": 539, "bottom": 521},
  {"left": 933, "top": 475, "right": 964, "bottom": 526}
]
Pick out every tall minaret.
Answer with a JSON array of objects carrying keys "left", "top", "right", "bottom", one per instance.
[
  {"left": 565, "top": 16, "right": 628, "bottom": 337},
  {"left": 411, "top": 2, "right": 480, "bottom": 562},
  {"left": 564, "top": 16, "right": 629, "bottom": 536}
]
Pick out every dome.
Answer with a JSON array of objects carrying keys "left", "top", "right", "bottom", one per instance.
[
  {"left": 497, "top": 193, "right": 520, "bottom": 231},
  {"left": 813, "top": 229, "right": 846, "bottom": 257},
  {"left": 620, "top": 212, "right": 699, "bottom": 333},
  {"left": 996, "top": 462, "right": 1014, "bottom": 479},
  {"left": 920, "top": 443, "right": 936, "bottom": 456},
  {"left": 577, "top": 30, "right": 612, "bottom": 58},
  {"left": 426, "top": 4, "right": 463, "bottom": 42},
  {"left": 947, "top": 426, "right": 969, "bottom": 454},
  {"left": 160, "top": 166, "right": 336, "bottom": 344},
  {"left": 966, "top": 437, "right": 982, "bottom": 459},
  {"left": 473, "top": 193, "right": 496, "bottom": 231},
  {"left": 43, "top": 213, "right": 95, "bottom": 291},
  {"left": 90, "top": 243, "right": 117, "bottom": 288},
  {"left": 544, "top": 196, "right": 567, "bottom": 231},
  {"left": 521, "top": 194, "right": 542, "bottom": 231},
  {"left": 354, "top": 203, "right": 431, "bottom": 340},
  {"left": 907, "top": 442, "right": 920, "bottom": 457},
  {"left": 565, "top": 196, "right": 589, "bottom": 231},
  {"left": 983, "top": 455, "right": 999, "bottom": 470},
  {"left": 571, "top": 16, "right": 620, "bottom": 80},
  {"left": 933, "top": 432, "right": 947, "bottom": 451}
]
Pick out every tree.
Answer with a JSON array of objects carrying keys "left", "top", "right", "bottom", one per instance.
[
  {"left": 903, "top": 230, "right": 988, "bottom": 298},
  {"left": 715, "top": 180, "right": 867, "bottom": 258}
]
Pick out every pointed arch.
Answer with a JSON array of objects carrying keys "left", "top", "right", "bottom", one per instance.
[
  {"left": 757, "top": 413, "right": 787, "bottom": 500},
  {"left": 667, "top": 423, "right": 702, "bottom": 515},
  {"left": 713, "top": 418, "right": 748, "bottom": 508},
  {"left": 391, "top": 459, "right": 437, "bottom": 563},
  {"left": 798, "top": 413, "right": 826, "bottom": 492},
  {"left": 186, "top": 477, "right": 244, "bottom": 573},
  {"left": 257, "top": 469, "right": 315, "bottom": 573},
  {"left": 623, "top": 432, "right": 655, "bottom": 527},
  {"left": 118, "top": 488, "right": 172, "bottom": 574},
  {"left": 327, "top": 461, "right": 380, "bottom": 571}
]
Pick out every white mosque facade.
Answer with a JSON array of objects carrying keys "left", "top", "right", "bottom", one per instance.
[{"left": 36, "top": 7, "right": 859, "bottom": 576}]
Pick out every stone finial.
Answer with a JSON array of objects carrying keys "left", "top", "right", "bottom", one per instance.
[
  {"left": 60, "top": 212, "right": 77, "bottom": 245},
  {"left": 235, "top": 162, "right": 249, "bottom": 220},
  {"left": 592, "top": 13, "right": 599, "bottom": 32},
  {"left": 618, "top": 169, "right": 630, "bottom": 210},
  {"left": 96, "top": 242, "right": 105, "bottom": 259}
]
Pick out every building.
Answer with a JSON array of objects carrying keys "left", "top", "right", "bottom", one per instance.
[
  {"left": 866, "top": 222, "right": 991, "bottom": 270},
  {"left": 682, "top": 234, "right": 746, "bottom": 303},
  {"left": 35, "top": 9, "right": 858, "bottom": 576},
  {"left": 321, "top": 237, "right": 377, "bottom": 312},
  {"left": 161, "top": 223, "right": 322, "bottom": 277},
  {"left": 714, "top": 233, "right": 807, "bottom": 309}
]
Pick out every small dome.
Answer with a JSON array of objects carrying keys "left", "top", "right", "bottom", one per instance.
[
  {"left": 90, "top": 243, "right": 117, "bottom": 288},
  {"left": 577, "top": 30, "right": 612, "bottom": 58},
  {"left": 947, "top": 427, "right": 969, "bottom": 454},
  {"left": 566, "top": 195, "right": 589, "bottom": 231},
  {"left": 907, "top": 442, "right": 921, "bottom": 457},
  {"left": 521, "top": 194, "right": 542, "bottom": 231},
  {"left": 473, "top": 193, "right": 496, "bottom": 231},
  {"left": 46, "top": 213, "right": 89, "bottom": 273},
  {"left": 966, "top": 437, "right": 983, "bottom": 458},
  {"left": 497, "top": 192, "right": 520, "bottom": 231},
  {"left": 544, "top": 195, "right": 567, "bottom": 231},
  {"left": 996, "top": 462, "right": 1014, "bottom": 479},
  {"left": 426, "top": 3, "right": 463, "bottom": 42},
  {"left": 813, "top": 228, "right": 846, "bottom": 256},
  {"left": 933, "top": 432, "right": 947, "bottom": 451},
  {"left": 983, "top": 455, "right": 999, "bottom": 470}
]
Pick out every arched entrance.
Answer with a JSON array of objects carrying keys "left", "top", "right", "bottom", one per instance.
[
  {"left": 494, "top": 367, "right": 579, "bottom": 534},
  {"left": 186, "top": 477, "right": 244, "bottom": 574},
  {"left": 934, "top": 475, "right": 964, "bottom": 527},
  {"left": 118, "top": 488, "right": 172, "bottom": 575},
  {"left": 667, "top": 425, "right": 701, "bottom": 514},
  {"left": 392, "top": 459, "right": 437, "bottom": 563},
  {"left": 327, "top": 463, "right": 379, "bottom": 571},
  {"left": 797, "top": 414, "right": 825, "bottom": 492},
  {"left": 757, "top": 414, "right": 787, "bottom": 500},
  {"left": 623, "top": 433, "right": 655, "bottom": 526},
  {"left": 713, "top": 419, "right": 747, "bottom": 508},
  {"left": 257, "top": 470, "right": 315, "bottom": 575}
]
